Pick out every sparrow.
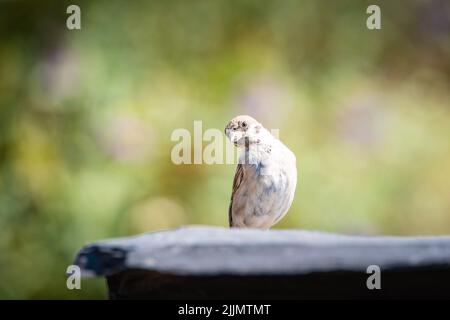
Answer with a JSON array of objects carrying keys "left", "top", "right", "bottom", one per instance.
[{"left": 225, "top": 115, "right": 297, "bottom": 229}]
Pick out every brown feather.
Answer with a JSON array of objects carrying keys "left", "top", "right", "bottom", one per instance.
[{"left": 229, "top": 163, "right": 244, "bottom": 227}]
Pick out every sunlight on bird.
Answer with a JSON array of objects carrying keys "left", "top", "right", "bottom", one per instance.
[{"left": 225, "top": 115, "right": 297, "bottom": 229}]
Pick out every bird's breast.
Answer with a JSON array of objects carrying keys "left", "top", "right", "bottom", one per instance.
[{"left": 242, "top": 155, "right": 295, "bottom": 207}]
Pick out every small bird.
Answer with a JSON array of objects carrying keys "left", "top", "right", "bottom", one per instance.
[{"left": 225, "top": 115, "right": 297, "bottom": 229}]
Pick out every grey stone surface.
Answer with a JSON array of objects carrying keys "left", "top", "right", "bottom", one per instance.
[{"left": 74, "top": 225, "right": 450, "bottom": 277}]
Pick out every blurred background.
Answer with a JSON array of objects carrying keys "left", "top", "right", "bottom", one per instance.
[{"left": 0, "top": 0, "right": 449, "bottom": 299}]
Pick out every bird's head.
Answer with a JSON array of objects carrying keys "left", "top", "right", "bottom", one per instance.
[{"left": 225, "top": 115, "right": 262, "bottom": 147}]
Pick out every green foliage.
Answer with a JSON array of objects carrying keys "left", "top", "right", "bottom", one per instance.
[{"left": 0, "top": 0, "right": 449, "bottom": 299}]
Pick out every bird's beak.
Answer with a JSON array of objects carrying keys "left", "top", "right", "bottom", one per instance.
[{"left": 227, "top": 130, "right": 244, "bottom": 146}]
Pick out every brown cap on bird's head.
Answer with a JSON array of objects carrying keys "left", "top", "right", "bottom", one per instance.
[
  {"left": 224, "top": 115, "right": 260, "bottom": 133},
  {"left": 225, "top": 115, "right": 263, "bottom": 146}
]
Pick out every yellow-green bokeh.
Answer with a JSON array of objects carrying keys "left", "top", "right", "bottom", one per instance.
[{"left": 0, "top": 0, "right": 449, "bottom": 299}]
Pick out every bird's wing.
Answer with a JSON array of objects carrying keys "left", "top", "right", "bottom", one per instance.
[{"left": 229, "top": 163, "right": 244, "bottom": 227}]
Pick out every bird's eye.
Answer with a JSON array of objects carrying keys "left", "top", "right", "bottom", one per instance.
[
  {"left": 232, "top": 127, "right": 237, "bottom": 131},
  {"left": 242, "top": 121, "right": 247, "bottom": 128}
]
